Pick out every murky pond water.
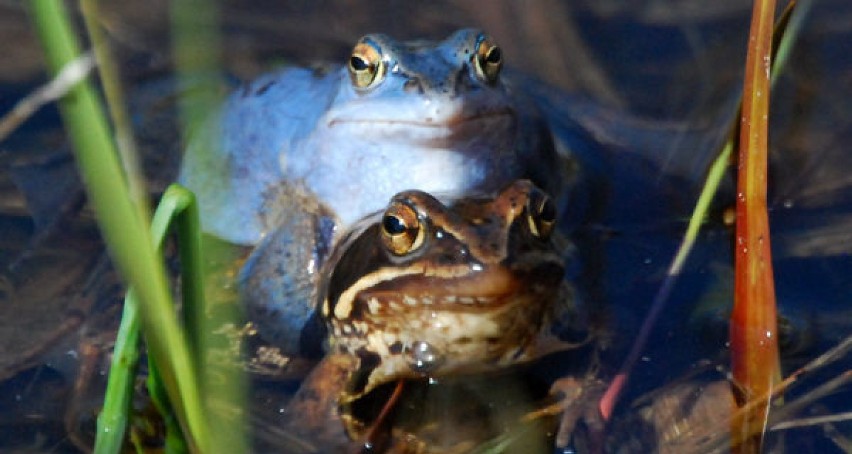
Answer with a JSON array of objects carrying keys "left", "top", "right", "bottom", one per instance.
[{"left": 0, "top": 1, "right": 850, "bottom": 452}]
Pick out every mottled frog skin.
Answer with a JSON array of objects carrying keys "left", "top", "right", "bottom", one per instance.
[
  {"left": 179, "top": 29, "right": 567, "bottom": 247},
  {"left": 280, "top": 180, "right": 573, "bottom": 446},
  {"left": 320, "top": 179, "right": 568, "bottom": 397}
]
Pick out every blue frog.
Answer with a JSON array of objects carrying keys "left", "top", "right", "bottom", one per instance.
[{"left": 180, "top": 29, "right": 570, "bottom": 246}]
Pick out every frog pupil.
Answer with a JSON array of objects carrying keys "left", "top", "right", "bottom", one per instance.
[
  {"left": 383, "top": 215, "right": 406, "bottom": 235},
  {"left": 350, "top": 56, "right": 370, "bottom": 71},
  {"left": 486, "top": 47, "right": 501, "bottom": 64},
  {"left": 538, "top": 198, "right": 556, "bottom": 223}
]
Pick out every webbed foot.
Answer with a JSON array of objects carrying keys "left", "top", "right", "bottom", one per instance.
[{"left": 525, "top": 376, "right": 607, "bottom": 453}]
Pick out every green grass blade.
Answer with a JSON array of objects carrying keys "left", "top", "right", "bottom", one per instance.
[
  {"left": 170, "top": 2, "right": 250, "bottom": 451},
  {"left": 27, "top": 1, "right": 209, "bottom": 451},
  {"left": 95, "top": 293, "right": 141, "bottom": 454},
  {"left": 96, "top": 185, "right": 210, "bottom": 453},
  {"left": 152, "top": 185, "right": 206, "bottom": 363},
  {"left": 79, "top": 0, "right": 148, "bottom": 208},
  {"left": 147, "top": 352, "right": 190, "bottom": 454},
  {"left": 171, "top": 0, "right": 223, "bottom": 142},
  {"left": 171, "top": 190, "right": 250, "bottom": 454}
]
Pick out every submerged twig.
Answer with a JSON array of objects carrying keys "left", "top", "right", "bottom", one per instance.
[
  {"left": 692, "top": 334, "right": 852, "bottom": 452},
  {"left": 772, "top": 408, "right": 852, "bottom": 431},
  {"left": 0, "top": 53, "right": 95, "bottom": 143}
]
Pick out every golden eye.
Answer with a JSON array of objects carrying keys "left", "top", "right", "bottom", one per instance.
[
  {"left": 473, "top": 37, "right": 503, "bottom": 83},
  {"left": 348, "top": 41, "right": 386, "bottom": 89},
  {"left": 381, "top": 202, "right": 425, "bottom": 255},
  {"left": 526, "top": 190, "right": 556, "bottom": 239}
]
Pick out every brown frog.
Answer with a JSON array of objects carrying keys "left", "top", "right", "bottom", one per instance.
[{"left": 279, "top": 180, "right": 577, "bottom": 451}]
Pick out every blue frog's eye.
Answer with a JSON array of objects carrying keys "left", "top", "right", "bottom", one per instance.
[
  {"left": 381, "top": 201, "right": 425, "bottom": 255},
  {"left": 349, "top": 40, "right": 386, "bottom": 89},
  {"left": 472, "top": 36, "right": 503, "bottom": 84}
]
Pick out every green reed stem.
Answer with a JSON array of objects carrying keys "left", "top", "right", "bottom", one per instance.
[
  {"left": 95, "top": 293, "right": 140, "bottom": 454},
  {"left": 27, "top": 2, "right": 209, "bottom": 452},
  {"left": 96, "top": 185, "right": 205, "bottom": 453}
]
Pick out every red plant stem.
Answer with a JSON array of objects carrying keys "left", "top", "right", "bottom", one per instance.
[
  {"left": 730, "top": 0, "right": 782, "bottom": 449},
  {"left": 361, "top": 379, "right": 406, "bottom": 452}
]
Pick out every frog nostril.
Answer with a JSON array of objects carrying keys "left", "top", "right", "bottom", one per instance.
[
  {"left": 436, "top": 243, "right": 470, "bottom": 264},
  {"left": 403, "top": 78, "right": 424, "bottom": 94},
  {"left": 454, "top": 67, "right": 475, "bottom": 94},
  {"left": 438, "top": 253, "right": 457, "bottom": 264},
  {"left": 252, "top": 80, "right": 276, "bottom": 96}
]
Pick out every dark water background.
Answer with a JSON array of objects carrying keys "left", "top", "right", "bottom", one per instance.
[{"left": 0, "top": 0, "right": 849, "bottom": 452}]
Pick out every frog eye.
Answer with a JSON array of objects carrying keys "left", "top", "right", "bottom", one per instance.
[
  {"left": 349, "top": 41, "right": 386, "bottom": 89},
  {"left": 473, "top": 37, "right": 503, "bottom": 83},
  {"left": 381, "top": 202, "right": 425, "bottom": 255},
  {"left": 526, "top": 190, "right": 556, "bottom": 239}
]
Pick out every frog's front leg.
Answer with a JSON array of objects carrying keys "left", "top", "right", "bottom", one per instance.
[
  {"left": 525, "top": 376, "right": 607, "bottom": 453},
  {"left": 553, "top": 377, "right": 607, "bottom": 452},
  {"left": 280, "top": 352, "right": 405, "bottom": 452},
  {"left": 238, "top": 184, "right": 337, "bottom": 357},
  {"left": 525, "top": 279, "right": 606, "bottom": 454},
  {"left": 279, "top": 353, "right": 363, "bottom": 451}
]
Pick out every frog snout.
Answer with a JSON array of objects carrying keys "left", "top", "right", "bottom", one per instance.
[
  {"left": 403, "top": 77, "right": 426, "bottom": 94},
  {"left": 403, "top": 75, "right": 455, "bottom": 95},
  {"left": 401, "top": 69, "right": 473, "bottom": 96}
]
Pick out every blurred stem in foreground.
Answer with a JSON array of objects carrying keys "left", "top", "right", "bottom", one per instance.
[
  {"left": 27, "top": 1, "right": 209, "bottom": 452},
  {"left": 171, "top": 1, "right": 249, "bottom": 452},
  {"left": 79, "top": 0, "right": 148, "bottom": 210},
  {"left": 171, "top": 0, "right": 224, "bottom": 144}
]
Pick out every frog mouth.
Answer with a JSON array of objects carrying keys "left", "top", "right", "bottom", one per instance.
[
  {"left": 330, "top": 265, "right": 563, "bottom": 388},
  {"left": 324, "top": 103, "right": 518, "bottom": 143},
  {"left": 327, "top": 261, "right": 563, "bottom": 392},
  {"left": 350, "top": 262, "right": 563, "bottom": 316},
  {"left": 327, "top": 109, "right": 515, "bottom": 129}
]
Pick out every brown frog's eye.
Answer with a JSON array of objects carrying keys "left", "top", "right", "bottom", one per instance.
[
  {"left": 526, "top": 190, "right": 556, "bottom": 239},
  {"left": 381, "top": 202, "right": 425, "bottom": 255},
  {"left": 349, "top": 40, "right": 386, "bottom": 89},
  {"left": 473, "top": 36, "right": 503, "bottom": 83}
]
